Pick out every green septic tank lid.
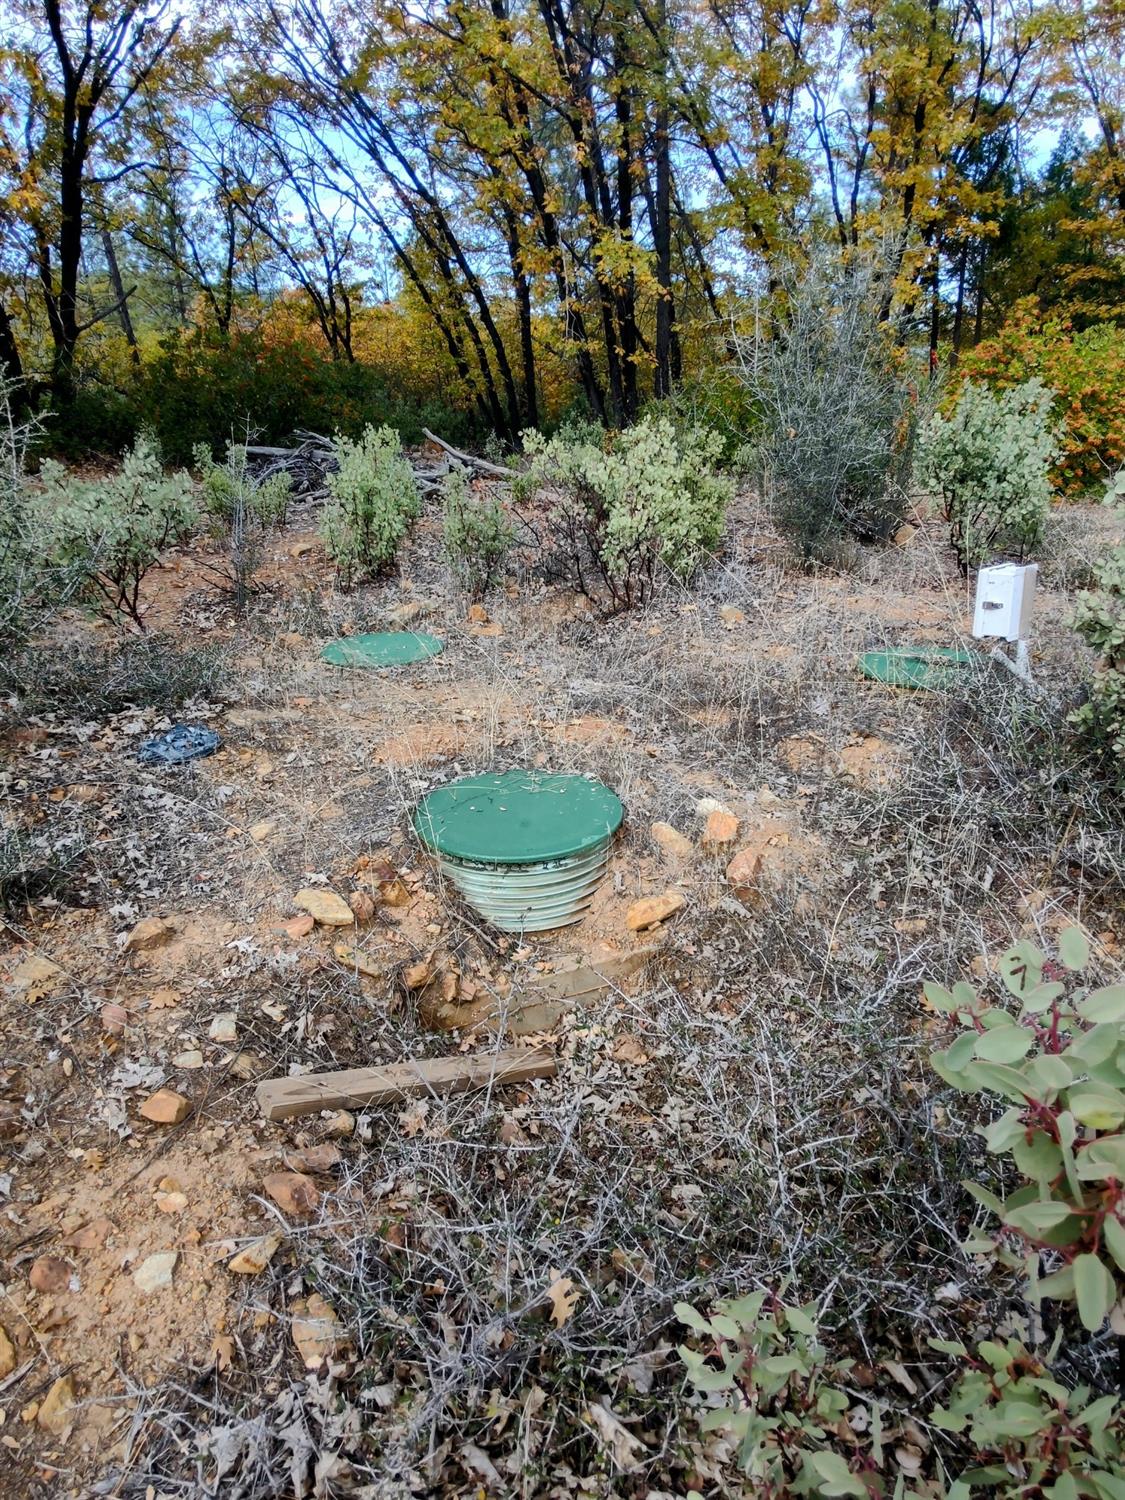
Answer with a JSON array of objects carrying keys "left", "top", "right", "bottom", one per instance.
[
  {"left": 858, "top": 646, "right": 973, "bottom": 690},
  {"left": 321, "top": 631, "right": 443, "bottom": 668},
  {"left": 414, "top": 770, "right": 623, "bottom": 866}
]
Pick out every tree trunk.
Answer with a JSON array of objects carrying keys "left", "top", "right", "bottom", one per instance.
[
  {"left": 949, "top": 243, "right": 968, "bottom": 366},
  {"left": 101, "top": 228, "right": 140, "bottom": 366},
  {"left": 652, "top": 0, "right": 676, "bottom": 402},
  {"left": 973, "top": 245, "right": 987, "bottom": 345},
  {"left": 613, "top": 25, "right": 639, "bottom": 422},
  {"left": 500, "top": 202, "right": 538, "bottom": 430},
  {"left": 49, "top": 102, "right": 95, "bottom": 400},
  {"left": 0, "top": 302, "right": 25, "bottom": 394}
]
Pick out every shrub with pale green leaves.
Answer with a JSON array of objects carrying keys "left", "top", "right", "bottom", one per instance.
[
  {"left": 0, "top": 381, "right": 82, "bottom": 645},
  {"left": 193, "top": 442, "right": 292, "bottom": 533},
  {"left": 677, "top": 1294, "right": 1125, "bottom": 1497},
  {"left": 320, "top": 424, "right": 419, "bottom": 586},
  {"left": 441, "top": 466, "right": 514, "bottom": 599},
  {"left": 516, "top": 414, "right": 732, "bottom": 608},
  {"left": 37, "top": 432, "right": 196, "bottom": 629},
  {"left": 1070, "top": 468, "right": 1125, "bottom": 781},
  {"left": 915, "top": 378, "right": 1057, "bottom": 570},
  {"left": 929, "top": 927, "right": 1125, "bottom": 1334}
]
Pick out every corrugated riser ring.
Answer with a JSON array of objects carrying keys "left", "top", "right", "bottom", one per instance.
[{"left": 436, "top": 840, "right": 613, "bottom": 932}]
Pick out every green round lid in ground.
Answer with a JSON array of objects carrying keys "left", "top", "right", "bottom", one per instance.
[
  {"left": 858, "top": 646, "right": 973, "bottom": 690},
  {"left": 321, "top": 631, "right": 443, "bottom": 668},
  {"left": 414, "top": 770, "right": 624, "bottom": 865}
]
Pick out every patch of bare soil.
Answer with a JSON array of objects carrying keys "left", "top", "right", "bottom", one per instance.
[{"left": 1, "top": 493, "right": 1121, "bottom": 1496}]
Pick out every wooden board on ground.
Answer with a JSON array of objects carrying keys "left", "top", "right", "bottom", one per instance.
[
  {"left": 528, "top": 944, "right": 660, "bottom": 1002},
  {"left": 256, "top": 1045, "right": 556, "bottom": 1122},
  {"left": 509, "top": 945, "right": 661, "bottom": 1036}
]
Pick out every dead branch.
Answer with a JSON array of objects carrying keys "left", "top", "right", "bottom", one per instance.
[{"left": 422, "top": 428, "right": 512, "bottom": 479}]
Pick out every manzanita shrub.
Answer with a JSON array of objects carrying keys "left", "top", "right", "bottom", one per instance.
[
  {"left": 677, "top": 1294, "right": 1125, "bottom": 1497},
  {"left": 37, "top": 432, "right": 197, "bottom": 629},
  {"left": 929, "top": 927, "right": 1125, "bottom": 1334},
  {"left": 914, "top": 378, "right": 1057, "bottom": 571},
  {"left": 320, "top": 424, "right": 420, "bottom": 586},
  {"left": 516, "top": 414, "right": 732, "bottom": 608},
  {"left": 1070, "top": 468, "right": 1125, "bottom": 782},
  {"left": 0, "top": 380, "right": 82, "bottom": 646},
  {"left": 441, "top": 465, "right": 514, "bottom": 599},
  {"left": 194, "top": 441, "right": 292, "bottom": 533}
]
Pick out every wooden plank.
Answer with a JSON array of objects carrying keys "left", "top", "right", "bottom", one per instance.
[
  {"left": 509, "top": 946, "right": 661, "bottom": 1037},
  {"left": 524, "top": 945, "right": 661, "bottom": 1004},
  {"left": 255, "top": 1045, "right": 556, "bottom": 1123}
]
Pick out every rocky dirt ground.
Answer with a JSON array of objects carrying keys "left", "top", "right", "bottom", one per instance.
[{"left": 1, "top": 492, "right": 1123, "bottom": 1498}]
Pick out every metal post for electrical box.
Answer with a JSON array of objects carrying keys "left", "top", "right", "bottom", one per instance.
[{"left": 972, "top": 563, "right": 1038, "bottom": 686}]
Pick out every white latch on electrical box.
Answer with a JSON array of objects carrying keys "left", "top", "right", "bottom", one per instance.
[{"left": 972, "top": 562, "right": 1037, "bottom": 644}]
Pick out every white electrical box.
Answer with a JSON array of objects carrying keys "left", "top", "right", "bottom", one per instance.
[{"left": 972, "top": 562, "right": 1037, "bottom": 643}]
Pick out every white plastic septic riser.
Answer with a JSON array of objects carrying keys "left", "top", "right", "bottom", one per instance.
[{"left": 972, "top": 562, "right": 1037, "bottom": 684}]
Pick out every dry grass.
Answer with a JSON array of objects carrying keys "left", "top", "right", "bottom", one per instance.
[{"left": 1, "top": 493, "right": 1122, "bottom": 1497}]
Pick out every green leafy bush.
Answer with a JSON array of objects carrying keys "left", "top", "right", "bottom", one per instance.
[
  {"left": 115, "top": 331, "right": 480, "bottom": 467},
  {"left": 930, "top": 927, "right": 1125, "bottom": 1333},
  {"left": 194, "top": 442, "right": 292, "bottom": 532},
  {"left": 36, "top": 433, "right": 196, "bottom": 628},
  {"left": 955, "top": 301, "right": 1125, "bottom": 498},
  {"left": 915, "top": 379, "right": 1058, "bottom": 570},
  {"left": 732, "top": 248, "right": 920, "bottom": 564},
  {"left": 0, "top": 382, "right": 84, "bottom": 647},
  {"left": 320, "top": 424, "right": 419, "bottom": 586},
  {"left": 1070, "top": 469, "right": 1125, "bottom": 781},
  {"left": 677, "top": 1294, "right": 1125, "bottom": 1497},
  {"left": 928, "top": 1333, "right": 1124, "bottom": 1496},
  {"left": 516, "top": 413, "right": 732, "bottom": 608},
  {"left": 441, "top": 467, "right": 514, "bottom": 599}
]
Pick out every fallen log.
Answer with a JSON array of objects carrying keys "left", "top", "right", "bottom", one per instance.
[
  {"left": 256, "top": 1044, "right": 556, "bottom": 1121},
  {"left": 422, "top": 428, "right": 512, "bottom": 480}
]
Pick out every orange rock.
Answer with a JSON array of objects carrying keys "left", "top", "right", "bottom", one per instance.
[
  {"left": 28, "top": 1256, "right": 71, "bottom": 1293},
  {"left": 625, "top": 891, "right": 685, "bottom": 931},
  {"left": 650, "top": 822, "right": 693, "bottom": 861},
  {"left": 702, "top": 809, "right": 740, "bottom": 849},
  {"left": 37, "top": 1374, "right": 77, "bottom": 1436},
  {"left": 275, "top": 914, "right": 315, "bottom": 941},
  {"left": 725, "top": 818, "right": 797, "bottom": 897},
  {"left": 378, "top": 876, "right": 412, "bottom": 907},
  {"left": 284, "top": 1143, "right": 342, "bottom": 1174},
  {"left": 349, "top": 891, "right": 376, "bottom": 924},
  {"left": 100, "top": 1001, "right": 128, "bottom": 1035},
  {"left": 0, "top": 1324, "right": 16, "bottom": 1379},
  {"left": 228, "top": 1231, "right": 284, "bottom": 1275},
  {"left": 725, "top": 847, "right": 764, "bottom": 894},
  {"left": 293, "top": 888, "right": 354, "bottom": 927},
  {"left": 263, "top": 1172, "right": 321, "bottom": 1216},
  {"left": 60, "top": 1218, "right": 113, "bottom": 1251},
  {"left": 124, "top": 916, "right": 175, "bottom": 953},
  {"left": 291, "top": 1293, "right": 348, "bottom": 1368},
  {"left": 138, "top": 1088, "right": 191, "bottom": 1126}
]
